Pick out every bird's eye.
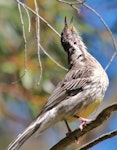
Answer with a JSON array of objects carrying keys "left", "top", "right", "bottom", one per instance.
[{"left": 74, "top": 41, "right": 77, "bottom": 44}]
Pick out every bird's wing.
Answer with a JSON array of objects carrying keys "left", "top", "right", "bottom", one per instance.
[{"left": 41, "top": 66, "right": 93, "bottom": 113}]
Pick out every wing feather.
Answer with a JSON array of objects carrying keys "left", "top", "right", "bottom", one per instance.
[{"left": 41, "top": 66, "right": 93, "bottom": 113}]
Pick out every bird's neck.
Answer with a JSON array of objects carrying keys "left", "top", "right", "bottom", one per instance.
[{"left": 67, "top": 37, "right": 88, "bottom": 69}]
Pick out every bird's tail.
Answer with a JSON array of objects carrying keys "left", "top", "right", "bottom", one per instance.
[{"left": 7, "top": 111, "right": 53, "bottom": 150}]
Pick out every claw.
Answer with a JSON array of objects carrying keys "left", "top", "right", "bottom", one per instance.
[
  {"left": 73, "top": 115, "right": 91, "bottom": 130},
  {"left": 79, "top": 117, "right": 91, "bottom": 130}
]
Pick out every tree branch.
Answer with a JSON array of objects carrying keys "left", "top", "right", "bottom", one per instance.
[
  {"left": 78, "top": 129, "right": 117, "bottom": 150},
  {"left": 50, "top": 102, "right": 117, "bottom": 150},
  {"left": 34, "top": 0, "right": 43, "bottom": 86}
]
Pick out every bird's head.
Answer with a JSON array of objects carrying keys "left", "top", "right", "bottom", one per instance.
[
  {"left": 61, "top": 17, "right": 87, "bottom": 54},
  {"left": 61, "top": 17, "right": 88, "bottom": 67}
]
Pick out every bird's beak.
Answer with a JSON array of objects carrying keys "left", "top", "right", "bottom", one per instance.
[
  {"left": 70, "top": 17, "right": 76, "bottom": 32},
  {"left": 64, "top": 16, "right": 68, "bottom": 29}
]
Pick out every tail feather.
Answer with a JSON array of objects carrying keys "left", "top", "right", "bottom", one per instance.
[
  {"left": 7, "top": 109, "right": 57, "bottom": 150},
  {"left": 7, "top": 120, "right": 42, "bottom": 150}
]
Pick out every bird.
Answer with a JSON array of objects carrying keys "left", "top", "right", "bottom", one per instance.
[{"left": 7, "top": 17, "right": 109, "bottom": 150}]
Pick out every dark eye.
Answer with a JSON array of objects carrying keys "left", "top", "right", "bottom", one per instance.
[
  {"left": 77, "top": 54, "right": 84, "bottom": 61},
  {"left": 74, "top": 41, "right": 77, "bottom": 44}
]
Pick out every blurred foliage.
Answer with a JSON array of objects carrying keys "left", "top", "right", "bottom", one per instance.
[{"left": 0, "top": 0, "right": 117, "bottom": 150}]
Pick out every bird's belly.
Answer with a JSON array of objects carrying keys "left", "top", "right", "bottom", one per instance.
[{"left": 67, "top": 98, "right": 102, "bottom": 122}]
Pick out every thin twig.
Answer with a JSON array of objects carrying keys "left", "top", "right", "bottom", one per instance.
[
  {"left": 78, "top": 130, "right": 117, "bottom": 150},
  {"left": 83, "top": 3, "right": 117, "bottom": 71},
  {"left": 16, "top": 0, "right": 67, "bottom": 71},
  {"left": 12, "top": 1, "right": 27, "bottom": 84},
  {"left": 57, "top": 0, "right": 86, "bottom": 13},
  {"left": 39, "top": 44, "right": 68, "bottom": 71},
  {"left": 34, "top": 0, "right": 43, "bottom": 86},
  {"left": 16, "top": 0, "right": 60, "bottom": 38},
  {"left": 57, "top": 0, "right": 86, "bottom": 5},
  {"left": 23, "top": 6, "right": 31, "bottom": 32}
]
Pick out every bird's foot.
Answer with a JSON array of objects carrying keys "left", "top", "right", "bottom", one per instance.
[
  {"left": 78, "top": 117, "right": 91, "bottom": 130},
  {"left": 73, "top": 115, "right": 91, "bottom": 130},
  {"left": 65, "top": 120, "right": 79, "bottom": 144}
]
